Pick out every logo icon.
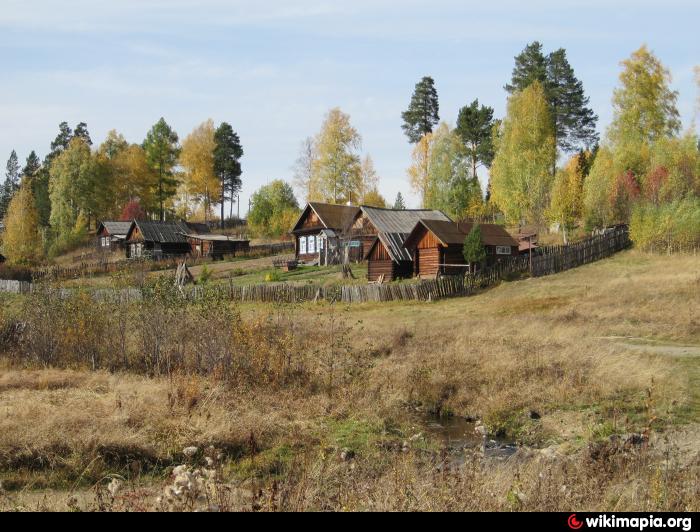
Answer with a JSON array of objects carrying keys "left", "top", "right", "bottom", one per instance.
[{"left": 568, "top": 514, "right": 584, "bottom": 530}]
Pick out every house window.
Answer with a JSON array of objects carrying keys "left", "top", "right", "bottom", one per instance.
[
  {"left": 299, "top": 236, "right": 307, "bottom": 255},
  {"left": 319, "top": 237, "right": 324, "bottom": 250},
  {"left": 308, "top": 235, "right": 316, "bottom": 254},
  {"left": 101, "top": 237, "right": 110, "bottom": 248},
  {"left": 496, "top": 246, "right": 512, "bottom": 255}
]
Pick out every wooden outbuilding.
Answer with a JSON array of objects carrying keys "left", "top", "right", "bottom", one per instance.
[
  {"left": 517, "top": 226, "right": 539, "bottom": 255},
  {"left": 96, "top": 221, "right": 132, "bottom": 254},
  {"left": 362, "top": 207, "right": 451, "bottom": 282},
  {"left": 404, "top": 220, "right": 519, "bottom": 278},
  {"left": 185, "top": 233, "right": 250, "bottom": 260},
  {"left": 125, "top": 220, "right": 209, "bottom": 260},
  {"left": 290, "top": 202, "right": 362, "bottom": 264}
]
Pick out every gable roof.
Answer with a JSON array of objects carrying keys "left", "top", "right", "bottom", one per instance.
[
  {"left": 97, "top": 221, "right": 133, "bottom": 238},
  {"left": 405, "top": 219, "right": 518, "bottom": 249},
  {"left": 361, "top": 206, "right": 451, "bottom": 262},
  {"left": 125, "top": 221, "right": 203, "bottom": 244},
  {"left": 291, "top": 202, "right": 361, "bottom": 233}
]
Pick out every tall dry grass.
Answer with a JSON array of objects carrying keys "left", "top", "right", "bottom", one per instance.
[{"left": 0, "top": 250, "right": 698, "bottom": 511}]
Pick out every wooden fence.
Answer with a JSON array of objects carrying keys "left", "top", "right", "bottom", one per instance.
[
  {"left": 0, "top": 279, "right": 31, "bottom": 295},
  {"left": 27, "top": 242, "right": 295, "bottom": 281},
  {"left": 1, "top": 229, "right": 630, "bottom": 304},
  {"left": 530, "top": 227, "right": 630, "bottom": 276}
]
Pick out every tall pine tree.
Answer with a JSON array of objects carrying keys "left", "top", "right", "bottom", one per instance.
[
  {"left": 505, "top": 42, "right": 549, "bottom": 93},
  {"left": 401, "top": 76, "right": 440, "bottom": 143},
  {"left": 143, "top": 118, "right": 181, "bottom": 221},
  {"left": 213, "top": 122, "right": 243, "bottom": 228},
  {"left": 22, "top": 151, "right": 41, "bottom": 179},
  {"left": 393, "top": 192, "right": 406, "bottom": 210},
  {"left": 506, "top": 42, "right": 599, "bottom": 157},
  {"left": 1, "top": 150, "right": 21, "bottom": 219},
  {"left": 456, "top": 99, "right": 496, "bottom": 180}
]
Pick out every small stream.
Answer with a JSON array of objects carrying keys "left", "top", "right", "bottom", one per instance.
[{"left": 415, "top": 413, "right": 518, "bottom": 460}]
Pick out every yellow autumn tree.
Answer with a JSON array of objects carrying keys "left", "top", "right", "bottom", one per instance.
[
  {"left": 406, "top": 132, "right": 434, "bottom": 207},
  {"left": 180, "top": 119, "right": 218, "bottom": 221},
  {"left": 2, "top": 183, "right": 43, "bottom": 265},
  {"left": 490, "top": 81, "right": 556, "bottom": 226},
  {"left": 549, "top": 153, "right": 587, "bottom": 243},
  {"left": 309, "top": 108, "right": 362, "bottom": 204},
  {"left": 110, "top": 144, "right": 158, "bottom": 216},
  {"left": 361, "top": 188, "right": 387, "bottom": 208}
]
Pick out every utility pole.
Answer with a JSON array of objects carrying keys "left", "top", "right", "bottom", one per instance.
[{"left": 237, "top": 194, "right": 240, "bottom": 220}]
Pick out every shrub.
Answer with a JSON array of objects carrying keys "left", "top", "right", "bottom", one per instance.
[
  {"left": 264, "top": 271, "right": 282, "bottom": 283},
  {"left": 630, "top": 197, "right": 700, "bottom": 253}
]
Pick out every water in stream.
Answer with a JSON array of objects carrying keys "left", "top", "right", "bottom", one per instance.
[{"left": 417, "top": 414, "right": 518, "bottom": 460}]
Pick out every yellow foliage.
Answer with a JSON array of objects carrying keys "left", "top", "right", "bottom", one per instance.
[
  {"left": 180, "top": 119, "right": 218, "bottom": 221},
  {"left": 2, "top": 183, "right": 42, "bottom": 265},
  {"left": 406, "top": 132, "right": 434, "bottom": 207}
]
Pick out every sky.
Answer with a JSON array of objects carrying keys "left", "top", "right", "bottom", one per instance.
[{"left": 1, "top": 0, "right": 698, "bottom": 213}]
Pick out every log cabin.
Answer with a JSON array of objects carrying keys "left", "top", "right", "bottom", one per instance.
[
  {"left": 125, "top": 220, "right": 210, "bottom": 259},
  {"left": 96, "top": 221, "right": 132, "bottom": 255},
  {"left": 291, "top": 202, "right": 362, "bottom": 264},
  {"left": 404, "top": 220, "right": 519, "bottom": 278},
  {"left": 186, "top": 233, "right": 250, "bottom": 260},
  {"left": 362, "top": 207, "right": 451, "bottom": 282}
]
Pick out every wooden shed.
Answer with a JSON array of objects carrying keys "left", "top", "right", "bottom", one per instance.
[
  {"left": 290, "top": 202, "right": 362, "bottom": 264},
  {"left": 362, "top": 207, "right": 451, "bottom": 282},
  {"left": 125, "top": 220, "right": 209, "bottom": 260},
  {"left": 404, "top": 220, "right": 519, "bottom": 278},
  {"left": 185, "top": 233, "right": 250, "bottom": 259},
  {"left": 96, "top": 221, "right": 132, "bottom": 254}
]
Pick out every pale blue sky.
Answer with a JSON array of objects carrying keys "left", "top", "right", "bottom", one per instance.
[{"left": 1, "top": 0, "right": 698, "bottom": 211}]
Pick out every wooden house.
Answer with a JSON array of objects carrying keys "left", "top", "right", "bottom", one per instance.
[
  {"left": 290, "top": 202, "right": 362, "bottom": 264},
  {"left": 96, "top": 221, "right": 132, "bottom": 254},
  {"left": 362, "top": 207, "right": 451, "bottom": 282},
  {"left": 185, "top": 233, "right": 250, "bottom": 260},
  {"left": 517, "top": 226, "right": 539, "bottom": 255},
  {"left": 404, "top": 220, "right": 519, "bottom": 278},
  {"left": 125, "top": 220, "right": 209, "bottom": 259}
]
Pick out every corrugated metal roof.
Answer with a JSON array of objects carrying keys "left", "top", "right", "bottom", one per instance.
[
  {"left": 361, "top": 206, "right": 451, "bottom": 262},
  {"left": 126, "top": 221, "right": 212, "bottom": 244},
  {"left": 98, "top": 221, "right": 133, "bottom": 237}
]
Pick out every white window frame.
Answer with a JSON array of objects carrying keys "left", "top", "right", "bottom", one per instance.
[
  {"left": 299, "top": 236, "right": 307, "bottom": 255},
  {"left": 496, "top": 246, "right": 512, "bottom": 255},
  {"left": 308, "top": 235, "right": 316, "bottom": 254}
]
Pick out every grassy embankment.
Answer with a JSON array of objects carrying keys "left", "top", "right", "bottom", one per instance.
[{"left": 0, "top": 250, "right": 698, "bottom": 511}]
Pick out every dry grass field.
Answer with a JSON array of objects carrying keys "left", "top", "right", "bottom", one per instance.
[{"left": 0, "top": 250, "right": 698, "bottom": 511}]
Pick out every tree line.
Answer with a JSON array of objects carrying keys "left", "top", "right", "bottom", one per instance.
[
  {"left": 2, "top": 42, "right": 698, "bottom": 264},
  {"left": 1, "top": 119, "right": 243, "bottom": 263},
  {"left": 398, "top": 43, "right": 698, "bottom": 249}
]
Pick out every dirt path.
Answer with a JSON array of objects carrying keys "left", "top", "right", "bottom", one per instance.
[
  {"left": 601, "top": 336, "right": 700, "bottom": 357},
  {"left": 603, "top": 336, "right": 700, "bottom": 429}
]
